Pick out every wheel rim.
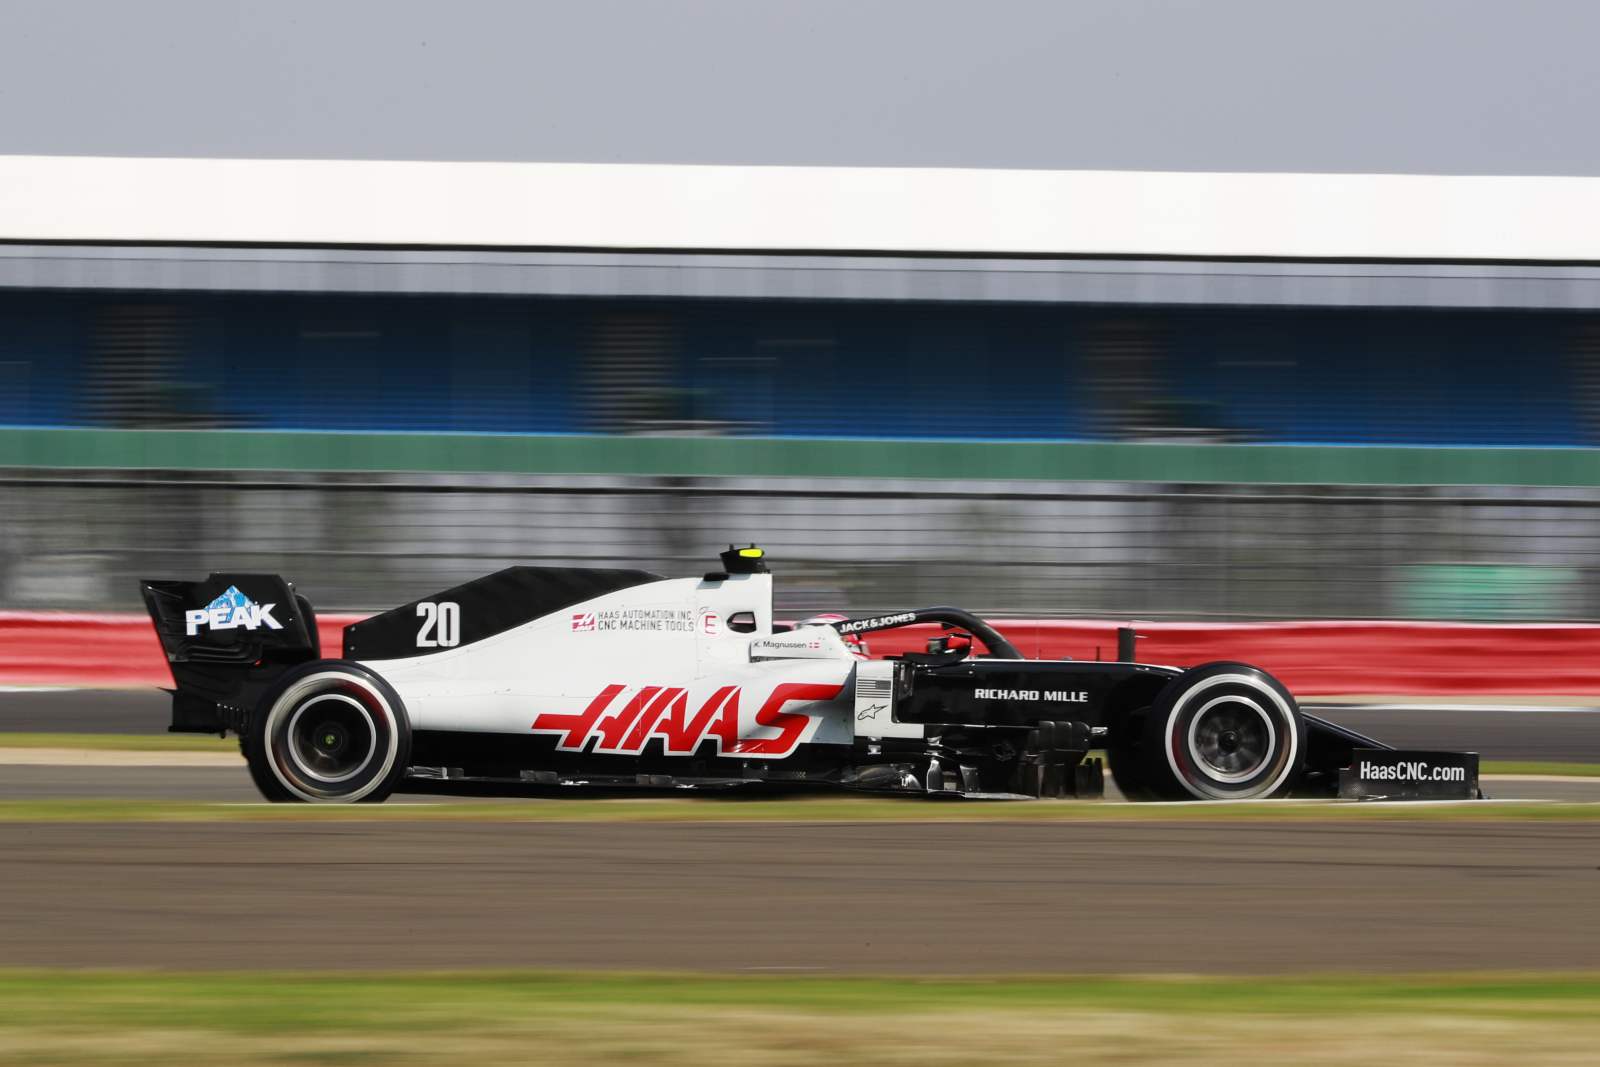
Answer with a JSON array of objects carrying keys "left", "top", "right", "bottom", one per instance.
[
  {"left": 286, "top": 694, "right": 378, "bottom": 784},
  {"left": 1186, "top": 696, "right": 1274, "bottom": 784}
]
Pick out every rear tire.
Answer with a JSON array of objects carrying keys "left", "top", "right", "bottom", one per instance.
[
  {"left": 244, "top": 660, "right": 411, "bottom": 803},
  {"left": 1108, "top": 708, "right": 1155, "bottom": 801},
  {"left": 1138, "top": 662, "right": 1303, "bottom": 800}
]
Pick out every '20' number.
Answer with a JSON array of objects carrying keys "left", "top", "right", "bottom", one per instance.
[{"left": 415, "top": 601, "right": 461, "bottom": 648}]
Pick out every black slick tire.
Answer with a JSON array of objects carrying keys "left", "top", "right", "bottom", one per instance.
[
  {"left": 243, "top": 660, "right": 411, "bottom": 803},
  {"left": 1108, "top": 707, "right": 1154, "bottom": 801},
  {"left": 1138, "top": 662, "right": 1304, "bottom": 800}
]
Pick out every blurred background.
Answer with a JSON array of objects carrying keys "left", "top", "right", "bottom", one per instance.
[
  {"left": 4, "top": 244, "right": 1600, "bottom": 623},
  {"left": 3, "top": 0, "right": 1600, "bottom": 629}
]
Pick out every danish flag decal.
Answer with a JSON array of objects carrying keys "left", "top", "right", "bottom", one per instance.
[{"left": 531, "top": 682, "right": 843, "bottom": 759}]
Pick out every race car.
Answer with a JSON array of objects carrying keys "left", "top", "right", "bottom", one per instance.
[{"left": 140, "top": 546, "right": 1481, "bottom": 803}]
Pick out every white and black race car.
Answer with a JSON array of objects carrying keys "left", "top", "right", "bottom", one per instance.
[{"left": 141, "top": 547, "right": 1480, "bottom": 803}]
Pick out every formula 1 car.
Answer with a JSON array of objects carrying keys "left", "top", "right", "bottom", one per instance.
[{"left": 140, "top": 547, "right": 1481, "bottom": 803}]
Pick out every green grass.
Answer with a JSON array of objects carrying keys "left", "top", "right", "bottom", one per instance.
[
  {"left": 1, "top": 970, "right": 1597, "bottom": 1065},
  {"left": 0, "top": 796, "right": 1596, "bottom": 824},
  {"left": 1, "top": 969, "right": 1597, "bottom": 1027},
  {"left": 0, "top": 731, "right": 235, "bottom": 752}
]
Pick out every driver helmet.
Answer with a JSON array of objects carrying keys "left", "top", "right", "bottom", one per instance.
[{"left": 798, "top": 612, "right": 870, "bottom": 658}]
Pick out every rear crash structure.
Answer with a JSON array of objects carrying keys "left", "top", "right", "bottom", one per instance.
[{"left": 141, "top": 547, "right": 1482, "bottom": 803}]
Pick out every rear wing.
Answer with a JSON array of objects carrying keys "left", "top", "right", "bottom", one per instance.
[{"left": 140, "top": 574, "right": 321, "bottom": 733}]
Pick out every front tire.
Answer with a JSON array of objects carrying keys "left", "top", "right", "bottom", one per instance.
[
  {"left": 244, "top": 660, "right": 411, "bottom": 803},
  {"left": 1138, "top": 662, "right": 1303, "bottom": 800}
]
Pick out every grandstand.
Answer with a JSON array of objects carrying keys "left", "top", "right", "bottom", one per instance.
[
  {"left": 0, "top": 291, "right": 1589, "bottom": 446},
  {"left": 2, "top": 155, "right": 1599, "bottom": 447}
]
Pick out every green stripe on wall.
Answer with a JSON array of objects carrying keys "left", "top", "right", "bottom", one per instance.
[{"left": 3, "top": 428, "right": 1600, "bottom": 486}]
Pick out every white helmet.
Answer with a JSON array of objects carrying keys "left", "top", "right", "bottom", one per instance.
[{"left": 798, "top": 612, "right": 870, "bottom": 658}]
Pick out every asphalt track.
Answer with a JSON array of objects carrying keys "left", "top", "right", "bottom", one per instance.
[
  {"left": 2, "top": 818, "right": 1597, "bottom": 973},
  {"left": 0, "top": 688, "right": 172, "bottom": 734},
  {"left": 4, "top": 688, "right": 1598, "bottom": 976},
  {"left": 5, "top": 688, "right": 1600, "bottom": 762}
]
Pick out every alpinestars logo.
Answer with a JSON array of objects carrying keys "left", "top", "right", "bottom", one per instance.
[
  {"left": 184, "top": 586, "right": 283, "bottom": 637},
  {"left": 531, "top": 681, "right": 842, "bottom": 759}
]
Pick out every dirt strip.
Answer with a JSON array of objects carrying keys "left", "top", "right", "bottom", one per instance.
[{"left": 3, "top": 820, "right": 1597, "bottom": 973}]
